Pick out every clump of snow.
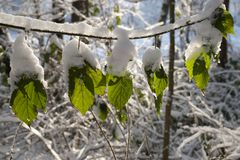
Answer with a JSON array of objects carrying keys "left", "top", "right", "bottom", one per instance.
[
  {"left": 107, "top": 27, "right": 136, "bottom": 76},
  {"left": 185, "top": 37, "right": 205, "bottom": 61},
  {"left": 62, "top": 38, "right": 99, "bottom": 84},
  {"left": 196, "top": 20, "right": 222, "bottom": 53},
  {"left": 185, "top": 1, "right": 224, "bottom": 60},
  {"left": 9, "top": 33, "right": 46, "bottom": 92},
  {"left": 142, "top": 46, "right": 162, "bottom": 71}
]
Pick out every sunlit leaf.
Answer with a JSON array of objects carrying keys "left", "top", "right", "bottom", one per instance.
[
  {"left": 108, "top": 75, "right": 132, "bottom": 110},
  {"left": 213, "top": 8, "right": 234, "bottom": 38},
  {"left": 145, "top": 66, "right": 168, "bottom": 115},
  {"left": 10, "top": 75, "right": 47, "bottom": 126},
  {"left": 68, "top": 67, "right": 94, "bottom": 114},
  {"left": 154, "top": 67, "right": 168, "bottom": 114},
  {"left": 86, "top": 65, "right": 106, "bottom": 96},
  {"left": 193, "top": 57, "right": 210, "bottom": 92},
  {"left": 186, "top": 50, "right": 211, "bottom": 92}
]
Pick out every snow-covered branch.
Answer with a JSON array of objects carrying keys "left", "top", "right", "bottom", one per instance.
[{"left": 0, "top": 5, "right": 218, "bottom": 40}]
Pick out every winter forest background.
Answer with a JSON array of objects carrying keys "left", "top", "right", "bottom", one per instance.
[{"left": 0, "top": 0, "right": 240, "bottom": 159}]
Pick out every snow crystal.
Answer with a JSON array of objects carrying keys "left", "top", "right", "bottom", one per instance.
[
  {"left": 10, "top": 33, "right": 46, "bottom": 92},
  {"left": 142, "top": 46, "right": 161, "bottom": 71},
  {"left": 107, "top": 27, "right": 136, "bottom": 76},
  {"left": 62, "top": 38, "right": 99, "bottom": 84}
]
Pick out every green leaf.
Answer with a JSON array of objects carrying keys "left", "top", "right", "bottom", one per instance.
[
  {"left": 108, "top": 75, "right": 133, "bottom": 110},
  {"left": 92, "top": 6, "right": 100, "bottom": 16},
  {"left": 213, "top": 8, "right": 234, "bottom": 38},
  {"left": 116, "top": 16, "right": 121, "bottom": 26},
  {"left": 154, "top": 67, "right": 168, "bottom": 96},
  {"left": 145, "top": 66, "right": 168, "bottom": 115},
  {"left": 193, "top": 57, "right": 210, "bottom": 92},
  {"left": 94, "top": 101, "right": 109, "bottom": 121},
  {"left": 86, "top": 65, "right": 106, "bottom": 96},
  {"left": 186, "top": 50, "right": 211, "bottom": 92},
  {"left": 10, "top": 75, "right": 47, "bottom": 126},
  {"left": 155, "top": 94, "right": 163, "bottom": 115},
  {"left": 117, "top": 107, "right": 128, "bottom": 123},
  {"left": 185, "top": 51, "right": 203, "bottom": 80},
  {"left": 68, "top": 67, "right": 94, "bottom": 115},
  {"left": 154, "top": 67, "right": 168, "bottom": 114},
  {"left": 145, "top": 68, "right": 155, "bottom": 92}
]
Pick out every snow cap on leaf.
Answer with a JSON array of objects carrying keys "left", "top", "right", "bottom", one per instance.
[
  {"left": 62, "top": 38, "right": 99, "bottom": 84},
  {"left": 10, "top": 33, "right": 46, "bottom": 92},
  {"left": 107, "top": 27, "right": 136, "bottom": 76},
  {"left": 142, "top": 46, "right": 162, "bottom": 71}
]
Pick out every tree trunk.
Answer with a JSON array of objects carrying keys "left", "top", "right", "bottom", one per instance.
[
  {"left": 219, "top": 0, "right": 229, "bottom": 68},
  {"left": 163, "top": 0, "right": 175, "bottom": 159}
]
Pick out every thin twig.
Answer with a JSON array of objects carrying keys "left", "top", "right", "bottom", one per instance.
[
  {"left": 125, "top": 106, "right": 131, "bottom": 160},
  {"left": 62, "top": 131, "right": 71, "bottom": 151},
  {"left": 107, "top": 105, "right": 127, "bottom": 144},
  {"left": 21, "top": 123, "right": 62, "bottom": 160},
  {"left": 106, "top": 104, "right": 129, "bottom": 159},
  {"left": 9, "top": 122, "right": 22, "bottom": 160},
  {"left": 144, "top": 130, "right": 153, "bottom": 160},
  {"left": 90, "top": 110, "right": 117, "bottom": 160}
]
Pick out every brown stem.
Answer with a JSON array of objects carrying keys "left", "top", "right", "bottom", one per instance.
[{"left": 163, "top": 0, "right": 175, "bottom": 159}]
